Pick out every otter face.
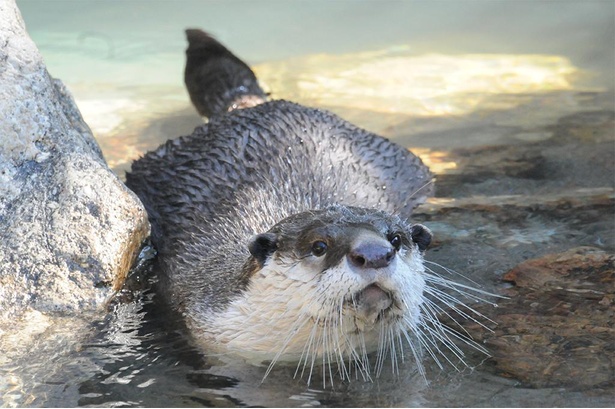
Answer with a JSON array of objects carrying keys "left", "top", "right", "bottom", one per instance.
[
  {"left": 206, "top": 205, "right": 437, "bottom": 381},
  {"left": 248, "top": 212, "right": 432, "bottom": 332}
]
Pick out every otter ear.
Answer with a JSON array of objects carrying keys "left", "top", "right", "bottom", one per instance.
[
  {"left": 411, "top": 224, "right": 432, "bottom": 252},
  {"left": 248, "top": 233, "right": 278, "bottom": 266}
]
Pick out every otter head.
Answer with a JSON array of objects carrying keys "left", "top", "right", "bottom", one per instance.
[
  {"left": 248, "top": 206, "right": 432, "bottom": 330},
  {"left": 207, "top": 204, "right": 432, "bottom": 379}
]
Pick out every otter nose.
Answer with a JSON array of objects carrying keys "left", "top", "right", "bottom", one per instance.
[{"left": 348, "top": 241, "right": 395, "bottom": 269}]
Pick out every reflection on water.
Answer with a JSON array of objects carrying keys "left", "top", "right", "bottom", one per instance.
[
  {"left": 411, "top": 148, "right": 458, "bottom": 174},
  {"left": 4, "top": 0, "right": 614, "bottom": 407},
  {"left": 255, "top": 50, "right": 579, "bottom": 116}
]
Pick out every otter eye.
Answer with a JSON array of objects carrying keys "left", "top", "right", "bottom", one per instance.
[
  {"left": 311, "top": 240, "right": 328, "bottom": 257},
  {"left": 389, "top": 233, "right": 402, "bottom": 250}
]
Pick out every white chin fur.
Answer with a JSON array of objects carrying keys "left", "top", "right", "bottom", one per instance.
[{"left": 196, "top": 248, "right": 427, "bottom": 367}]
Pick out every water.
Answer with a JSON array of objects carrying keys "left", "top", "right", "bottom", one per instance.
[{"left": 4, "top": 0, "right": 615, "bottom": 407}]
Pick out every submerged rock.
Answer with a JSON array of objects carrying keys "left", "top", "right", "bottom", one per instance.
[
  {"left": 444, "top": 247, "right": 614, "bottom": 389},
  {"left": 0, "top": 0, "right": 149, "bottom": 332}
]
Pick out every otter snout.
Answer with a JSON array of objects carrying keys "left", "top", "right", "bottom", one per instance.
[
  {"left": 348, "top": 241, "right": 395, "bottom": 269},
  {"left": 347, "top": 234, "right": 398, "bottom": 327},
  {"left": 347, "top": 233, "right": 397, "bottom": 279}
]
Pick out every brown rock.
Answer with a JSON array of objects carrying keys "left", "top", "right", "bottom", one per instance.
[{"left": 447, "top": 247, "right": 614, "bottom": 389}]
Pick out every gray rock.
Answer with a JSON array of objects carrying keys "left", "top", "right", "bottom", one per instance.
[{"left": 0, "top": 0, "right": 150, "bottom": 329}]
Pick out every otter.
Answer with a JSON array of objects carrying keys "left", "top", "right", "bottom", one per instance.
[{"left": 126, "top": 29, "right": 486, "bottom": 383}]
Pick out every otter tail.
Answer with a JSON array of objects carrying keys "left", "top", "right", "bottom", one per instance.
[{"left": 184, "top": 29, "right": 268, "bottom": 118}]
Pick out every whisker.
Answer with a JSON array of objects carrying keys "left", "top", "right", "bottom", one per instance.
[
  {"left": 396, "top": 329, "right": 405, "bottom": 365},
  {"left": 335, "top": 299, "right": 351, "bottom": 381},
  {"left": 399, "top": 327, "right": 427, "bottom": 381},
  {"left": 411, "top": 317, "right": 461, "bottom": 370},
  {"left": 424, "top": 260, "right": 484, "bottom": 288},
  {"left": 309, "top": 314, "right": 326, "bottom": 386},
  {"left": 417, "top": 306, "right": 471, "bottom": 363},
  {"left": 407, "top": 179, "right": 435, "bottom": 202},
  {"left": 421, "top": 301, "right": 490, "bottom": 356},
  {"left": 422, "top": 288, "right": 496, "bottom": 334},
  {"left": 423, "top": 264, "right": 504, "bottom": 302},
  {"left": 388, "top": 325, "right": 398, "bottom": 376},
  {"left": 263, "top": 314, "right": 311, "bottom": 382},
  {"left": 296, "top": 315, "right": 320, "bottom": 383},
  {"left": 323, "top": 314, "right": 335, "bottom": 389},
  {"left": 423, "top": 273, "right": 501, "bottom": 306}
]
